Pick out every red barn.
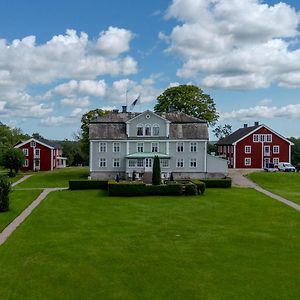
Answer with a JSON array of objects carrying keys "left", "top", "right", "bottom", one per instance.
[
  {"left": 14, "top": 138, "right": 67, "bottom": 171},
  {"left": 216, "top": 122, "right": 294, "bottom": 169}
]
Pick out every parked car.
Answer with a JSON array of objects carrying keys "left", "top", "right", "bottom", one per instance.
[
  {"left": 295, "top": 164, "right": 300, "bottom": 172},
  {"left": 277, "top": 162, "right": 296, "bottom": 172},
  {"left": 264, "top": 163, "right": 277, "bottom": 172}
]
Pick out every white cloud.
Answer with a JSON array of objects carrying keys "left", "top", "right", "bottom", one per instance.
[
  {"left": 258, "top": 99, "right": 273, "bottom": 106},
  {"left": 220, "top": 103, "right": 300, "bottom": 120},
  {"left": 60, "top": 96, "right": 91, "bottom": 107},
  {"left": 164, "top": 0, "right": 300, "bottom": 89}
]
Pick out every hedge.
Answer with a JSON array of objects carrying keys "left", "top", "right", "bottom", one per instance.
[
  {"left": 108, "top": 180, "right": 182, "bottom": 196},
  {"left": 69, "top": 180, "right": 108, "bottom": 190},
  {"left": 200, "top": 178, "right": 231, "bottom": 188},
  {"left": 184, "top": 182, "right": 197, "bottom": 195},
  {"left": 191, "top": 180, "right": 206, "bottom": 195}
]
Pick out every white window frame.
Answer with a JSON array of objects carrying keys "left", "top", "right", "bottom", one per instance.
[
  {"left": 151, "top": 142, "right": 159, "bottom": 153},
  {"left": 113, "top": 142, "right": 120, "bottom": 153},
  {"left": 137, "top": 124, "right": 143, "bottom": 136},
  {"left": 145, "top": 124, "right": 151, "bottom": 136},
  {"left": 128, "top": 159, "right": 136, "bottom": 168},
  {"left": 176, "top": 142, "right": 184, "bottom": 152},
  {"left": 99, "top": 158, "right": 106, "bottom": 168},
  {"left": 137, "top": 142, "right": 144, "bottom": 153},
  {"left": 176, "top": 158, "right": 184, "bottom": 168},
  {"left": 273, "top": 145, "right": 280, "bottom": 154},
  {"left": 113, "top": 158, "right": 120, "bottom": 168},
  {"left": 244, "top": 157, "right": 251, "bottom": 166},
  {"left": 190, "top": 142, "right": 197, "bottom": 152},
  {"left": 23, "top": 148, "right": 28, "bottom": 156},
  {"left": 99, "top": 142, "right": 107, "bottom": 152},
  {"left": 266, "top": 134, "right": 272, "bottom": 142},
  {"left": 190, "top": 158, "right": 197, "bottom": 168},
  {"left": 260, "top": 135, "right": 265, "bottom": 142},
  {"left": 273, "top": 157, "right": 279, "bottom": 165},
  {"left": 137, "top": 159, "right": 144, "bottom": 167},
  {"left": 244, "top": 145, "right": 251, "bottom": 154},
  {"left": 253, "top": 134, "right": 259, "bottom": 142},
  {"left": 160, "top": 159, "right": 169, "bottom": 168},
  {"left": 152, "top": 124, "right": 159, "bottom": 136},
  {"left": 35, "top": 148, "right": 40, "bottom": 157},
  {"left": 30, "top": 141, "right": 36, "bottom": 147},
  {"left": 23, "top": 159, "right": 28, "bottom": 167}
]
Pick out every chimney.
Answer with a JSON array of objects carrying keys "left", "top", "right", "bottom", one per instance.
[
  {"left": 122, "top": 105, "right": 127, "bottom": 113},
  {"left": 254, "top": 121, "right": 259, "bottom": 126},
  {"left": 244, "top": 124, "right": 248, "bottom": 128},
  {"left": 112, "top": 109, "right": 119, "bottom": 114}
]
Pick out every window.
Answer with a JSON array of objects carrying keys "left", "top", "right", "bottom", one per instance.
[
  {"left": 273, "top": 158, "right": 279, "bottom": 165},
  {"left": 137, "top": 124, "right": 143, "bottom": 136},
  {"left": 245, "top": 146, "right": 251, "bottom": 154},
  {"left": 190, "top": 142, "right": 197, "bottom": 152},
  {"left": 137, "top": 142, "right": 144, "bottom": 153},
  {"left": 137, "top": 159, "right": 144, "bottom": 167},
  {"left": 177, "top": 142, "right": 184, "bottom": 152},
  {"left": 253, "top": 134, "right": 259, "bottom": 142},
  {"left": 273, "top": 145, "right": 280, "bottom": 154},
  {"left": 266, "top": 134, "right": 272, "bottom": 142},
  {"left": 113, "top": 142, "right": 120, "bottom": 152},
  {"left": 23, "top": 159, "right": 28, "bottom": 167},
  {"left": 223, "top": 146, "right": 226, "bottom": 152},
  {"left": 260, "top": 135, "right": 265, "bottom": 142},
  {"left": 190, "top": 158, "right": 197, "bottom": 168},
  {"left": 99, "top": 158, "right": 106, "bottom": 167},
  {"left": 23, "top": 148, "right": 28, "bottom": 156},
  {"left": 245, "top": 158, "right": 251, "bottom": 166},
  {"left": 151, "top": 142, "right": 159, "bottom": 153},
  {"left": 153, "top": 124, "right": 159, "bottom": 136},
  {"left": 128, "top": 159, "right": 136, "bottom": 167},
  {"left": 145, "top": 124, "right": 151, "bottom": 136},
  {"left": 35, "top": 148, "right": 40, "bottom": 157},
  {"left": 35, "top": 160, "right": 40, "bottom": 167},
  {"left": 161, "top": 159, "right": 169, "bottom": 168},
  {"left": 113, "top": 158, "right": 120, "bottom": 168},
  {"left": 99, "top": 142, "right": 107, "bottom": 152},
  {"left": 30, "top": 141, "right": 36, "bottom": 147},
  {"left": 176, "top": 158, "right": 184, "bottom": 168}
]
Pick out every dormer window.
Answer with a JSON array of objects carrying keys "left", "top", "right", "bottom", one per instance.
[
  {"left": 145, "top": 124, "right": 151, "bottom": 136},
  {"left": 137, "top": 124, "right": 143, "bottom": 136},
  {"left": 153, "top": 124, "right": 159, "bottom": 136}
]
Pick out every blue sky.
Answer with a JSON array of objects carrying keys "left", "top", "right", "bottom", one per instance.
[{"left": 0, "top": 0, "right": 300, "bottom": 139}]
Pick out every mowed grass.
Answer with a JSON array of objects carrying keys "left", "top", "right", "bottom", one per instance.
[
  {"left": 0, "top": 189, "right": 299, "bottom": 299},
  {"left": 248, "top": 172, "right": 300, "bottom": 204},
  {"left": 0, "top": 190, "right": 41, "bottom": 232},
  {"left": 15, "top": 167, "right": 89, "bottom": 188}
]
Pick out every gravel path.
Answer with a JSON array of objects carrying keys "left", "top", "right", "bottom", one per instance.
[
  {"left": 229, "top": 169, "right": 300, "bottom": 212},
  {"left": 11, "top": 175, "right": 32, "bottom": 187},
  {"left": 0, "top": 188, "right": 67, "bottom": 246}
]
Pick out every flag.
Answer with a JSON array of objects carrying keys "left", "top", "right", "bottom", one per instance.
[{"left": 130, "top": 95, "right": 140, "bottom": 110}]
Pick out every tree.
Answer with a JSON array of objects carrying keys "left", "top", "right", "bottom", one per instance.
[
  {"left": 2, "top": 148, "right": 25, "bottom": 176},
  {"left": 0, "top": 176, "right": 11, "bottom": 212},
  {"left": 152, "top": 156, "right": 161, "bottom": 185},
  {"left": 289, "top": 137, "right": 300, "bottom": 165},
  {"left": 80, "top": 109, "right": 112, "bottom": 165},
  {"left": 154, "top": 85, "right": 219, "bottom": 125},
  {"left": 213, "top": 124, "right": 232, "bottom": 140}
]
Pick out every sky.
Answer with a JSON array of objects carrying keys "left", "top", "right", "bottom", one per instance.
[{"left": 0, "top": 0, "right": 300, "bottom": 140}]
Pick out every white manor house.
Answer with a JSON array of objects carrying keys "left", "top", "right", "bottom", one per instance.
[{"left": 89, "top": 107, "right": 227, "bottom": 180}]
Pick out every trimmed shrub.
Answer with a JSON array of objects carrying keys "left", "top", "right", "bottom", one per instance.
[
  {"left": 0, "top": 176, "right": 11, "bottom": 212},
  {"left": 191, "top": 180, "right": 206, "bottom": 195},
  {"left": 152, "top": 155, "right": 161, "bottom": 185},
  {"left": 69, "top": 180, "right": 108, "bottom": 190},
  {"left": 146, "top": 184, "right": 182, "bottom": 196},
  {"left": 201, "top": 178, "right": 232, "bottom": 188},
  {"left": 184, "top": 182, "right": 197, "bottom": 195}
]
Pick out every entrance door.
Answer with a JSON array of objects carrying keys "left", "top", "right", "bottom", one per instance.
[
  {"left": 264, "top": 158, "right": 270, "bottom": 168},
  {"left": 145, "top": 158, "right": 152, "bottom": 171}
]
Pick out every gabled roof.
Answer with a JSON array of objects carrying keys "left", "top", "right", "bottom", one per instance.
[
  {"left": 126, "top": 110, "right": 171, "bottom": 124},
  {"left": 217, "top": 124, "right": 294, "bottom": 145},
  {"left": 14, "top": 137, "right": 62, "bottom": 150}
]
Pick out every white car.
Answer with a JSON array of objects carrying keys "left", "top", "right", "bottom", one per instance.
[{"left": 277, "top": 162, "right": 296, "bottom": 172}]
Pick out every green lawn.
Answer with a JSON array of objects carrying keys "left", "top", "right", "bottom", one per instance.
[
  {"left": 248, "top": 172, "right": 300, "bottom": 205},
  {"left": 15, "top": 167, "right": 89, "bottom": 188},
  {"left": 0, "top": 188, "right": 299, "bottom": 299},
  {"left": 0, "top": 190, "right": 41, "bottom": 232}
]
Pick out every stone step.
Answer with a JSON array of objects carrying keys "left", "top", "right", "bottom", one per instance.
[{"left": 143, "top": 172, "right": 152, "bottom": 184}]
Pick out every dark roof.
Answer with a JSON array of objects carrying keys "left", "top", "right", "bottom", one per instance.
[
  {"left": 35, "top": 137, "right": 62, "bottom": 149},
  {"left": 217, "top": 125, "right": 259, "bottom": 145}
]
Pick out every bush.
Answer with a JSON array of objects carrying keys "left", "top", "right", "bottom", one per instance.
[
  {"left": 108, "top": 181, "right": 182, "bottom": 196},
  {"left": 184, "top": 182, "right": 197, "bottom": 195},
  {"left": 0, "top": 176, "right": 11, "bottom": 212},
  {"left": 191, "top": 180, "right": 206, "bottom": 195},
  {"left": 69, "top": 180, "right": 108, "bottom": 190},
  {"left": 201, "top": 178, "right": 232, "bottom": 188}
]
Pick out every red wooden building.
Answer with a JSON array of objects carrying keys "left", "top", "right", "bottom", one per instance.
[
  {"left": 14, "top": 138, "right": 67, "bottom": 171},
  {"left": 216, "top": 122, "right": 294, "bottom": 169}
]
